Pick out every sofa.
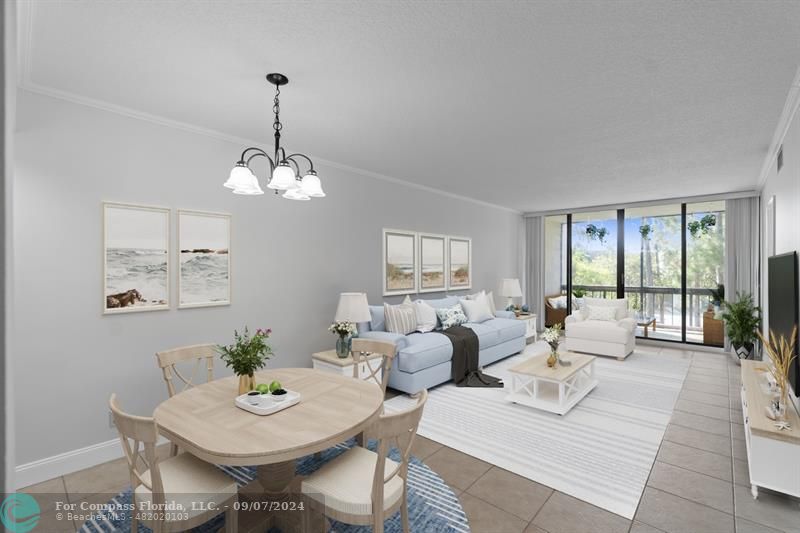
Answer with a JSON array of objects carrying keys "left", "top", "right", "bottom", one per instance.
[
  {"left": 564, "top": 297, "right": 636, "bottom": 360},
  {"left": 356, "top": 296, "right": 526, "bottom": 394}
]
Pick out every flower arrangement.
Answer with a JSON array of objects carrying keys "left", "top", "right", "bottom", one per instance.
[
  {"left": 757, "top": 325, "right": 797, "bottom": 424},
  {"left": 217, "top": 327, "right": 273, "bottom": 394},
  {"left": 328, "top": 321, "right": 357, "bottom": 338},
  {"left": 542, "top": 323, "right": 562, "bottom": 367}
]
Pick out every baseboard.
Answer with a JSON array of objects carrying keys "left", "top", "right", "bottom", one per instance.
[{"left": 15, "top": 436, "right": 168, "bottom": 489}]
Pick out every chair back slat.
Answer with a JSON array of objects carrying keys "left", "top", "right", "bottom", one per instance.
[
  {"left": 155, "top": 344, "right": 216, "bottom": 397},
  {"left": 109, "top": 394, "right": 164, "bottom": 499},
  {"left": 350, "top": 338, "right": 396, "bottom": 394}
]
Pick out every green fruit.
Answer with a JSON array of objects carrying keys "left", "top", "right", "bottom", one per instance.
[
  {"left": 255, "top": 384, "right": 270, "bottom": 394},
  {"left": 269, "top": 380, "right": 282, "bottom": 393}
]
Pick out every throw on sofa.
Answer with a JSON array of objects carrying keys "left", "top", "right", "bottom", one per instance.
[
  {"left": 357, "top": 296, "right": 526, "bottom": 394},
  {"left": 564, "top": 297, "right": 636, "bottom": 360}
]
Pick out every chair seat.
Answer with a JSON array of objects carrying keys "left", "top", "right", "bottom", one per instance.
[
  {"left": 301, "top": 446, "right": 404, "bottom": 516},
  {"left": 567, "top": 320, "right": 631, "bottom": 343},
  {"left": 135, "top": 452, "right": 237, "bottom": 522}
]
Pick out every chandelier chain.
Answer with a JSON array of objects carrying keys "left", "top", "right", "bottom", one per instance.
[{"left": 273, "top": 85, "right": 282, "bottom": 134}]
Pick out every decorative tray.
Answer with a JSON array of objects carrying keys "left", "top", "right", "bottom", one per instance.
[{"left": 234, "top": 390, "right": 301, "bottom": 416}]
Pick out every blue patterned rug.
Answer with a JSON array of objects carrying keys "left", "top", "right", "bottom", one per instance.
[{"left": 77, "top": 439, "right": 469, "bottom": 532}]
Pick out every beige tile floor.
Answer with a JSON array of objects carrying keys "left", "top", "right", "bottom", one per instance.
[{"left": 20, "top": 346, "right": 800, "bottom": 532}]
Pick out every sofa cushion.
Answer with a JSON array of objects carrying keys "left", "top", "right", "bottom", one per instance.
[
  {"left": 369, "top": 305, "right": 386, "bottom": 332},
  {"left": 463, "top": 322, "right": 500, "bottom": 349},
  {"left": 582, "top": 297, "right": 629, "bottom": 320},
  {"left": 567, "top": 320, "right": 631, "bottom": 343},
  {"left": 484, "top": 317, "right": 527, "bottom": 344},
  {"left": 396, "top": 333, "right": 452, "bottom": 373}
]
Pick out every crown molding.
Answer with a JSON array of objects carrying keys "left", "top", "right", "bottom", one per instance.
[{"left": 756, "top": 66, "right": 800, "bottom": 190}]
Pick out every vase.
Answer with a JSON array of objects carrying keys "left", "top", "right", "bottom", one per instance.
[
  {"left": 547, "top": 350, "right": 558, "bottom": 368},
  {"left": 238, "top": 373, "right": 255, "bottom": 395},
  {"left": 336, "top": 336, "right": 352, "bottom": 359}
]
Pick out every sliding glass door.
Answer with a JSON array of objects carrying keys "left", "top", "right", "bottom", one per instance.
[
  {"left": 686, "top": 201, "right": 726, "bottom": 346},
  {"left": 571, "top": 211, "right": 618, "bottom": 300}
]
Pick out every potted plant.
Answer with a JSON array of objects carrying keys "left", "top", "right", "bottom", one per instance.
[
  {"left": 572, "top": 287, "right": 587, "bottom": 310},
  {"left": 217, "top": 327, "right": 274, "bottom": 394},
  {"left": 721, "top": 292, "right": 761, "bottom": 362},
  {"left": 328, "top": 321, "right": 357, "bottom": 359},
  {"left": 709, "top": 283, "right": 725, "bottom": 318}
]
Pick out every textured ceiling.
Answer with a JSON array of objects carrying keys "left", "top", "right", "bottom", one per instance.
[{"left": 18, "top": 0, "right": 800, "bottom": 212}]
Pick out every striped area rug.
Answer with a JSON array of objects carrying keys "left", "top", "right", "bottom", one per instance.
[
  {"left": 77, "top": 440, "right": 468, "bottom": 532},
  {"left": 384, "top": 343, "right": 690, "bottom": 519}
]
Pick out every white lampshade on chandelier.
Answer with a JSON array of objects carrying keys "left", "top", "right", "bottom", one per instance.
[{"left": 224, "top": 73, "right": 325, "bottom": 200}]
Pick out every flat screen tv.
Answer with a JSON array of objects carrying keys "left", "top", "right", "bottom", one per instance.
[{"left": 768, "top": 251, "right": 799, "bottom": 396}]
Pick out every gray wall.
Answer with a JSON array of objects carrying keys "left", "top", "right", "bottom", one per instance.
[{"left": 13, "top": 90, "right": 523, "bottom": 465}]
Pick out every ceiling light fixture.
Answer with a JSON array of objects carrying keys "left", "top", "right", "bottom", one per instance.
[{"left": 224, "top": 73, "right": 324, "bottom": 199}]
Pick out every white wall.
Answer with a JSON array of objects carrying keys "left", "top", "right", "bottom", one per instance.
[{"left": 13, "top": 90, "right": 522, "bottom": 476}]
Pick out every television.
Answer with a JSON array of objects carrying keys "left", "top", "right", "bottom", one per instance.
[{"left": 767, "top": 251, "right": 799, "bottom": 397}]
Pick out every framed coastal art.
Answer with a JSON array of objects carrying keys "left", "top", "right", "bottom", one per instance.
[
  {"left": 448, "top": 236, "right": 472, "bottom": 290},
  {"left": 418, "top": 233, "right": 447, "bottom": 293},
  {"left": 178, "top": 210, "right": 231, "bottom": 308},
  {"left": 383, "top": 229, "right": 417, "bottom": 296},
  {"left": 103, "top": 202, "right": 170, "bottom": 314}
]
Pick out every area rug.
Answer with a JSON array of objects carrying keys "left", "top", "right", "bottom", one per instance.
[
  {"left": 384, "top": 343, "right": 690, "bottom": 519},
  {"left": 77, "top": 440, "right": 469, "bottom": 532}
]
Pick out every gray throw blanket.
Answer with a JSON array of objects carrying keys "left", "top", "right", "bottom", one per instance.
[{"left": 440, "top": 325, "right": 503, "bottom": 388}]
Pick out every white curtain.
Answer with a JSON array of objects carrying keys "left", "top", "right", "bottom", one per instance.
[
  {"left": 525, "top": 216, "right": 545, "bottom": 331},
  {"left": 724, "top": 197, "right": 760, "bottom": 351}
]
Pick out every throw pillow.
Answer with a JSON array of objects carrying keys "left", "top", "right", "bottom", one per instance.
[
  {"left": 384, "top": 302, "right": 417, "bottom": 335},
  {"left": 587, "top": 305, "right": 617, "bottom": 321},
  {"left": 485, "top": 291, "right": 498, "bottom": 316},
  {"left": 465, "top": 290, "right": 497, "bottom": 317},
  {"left": 413, "top": 299, "right": 438, "bottom": 333},
  {"left": 548, "top": 296, "right": 567, "bottom": 309},
  {"left": 435, "top": 303, "right": 468, "bottom": 329},
  {"left": 460, "top": 297, "right": 492, "bottom": 323}
]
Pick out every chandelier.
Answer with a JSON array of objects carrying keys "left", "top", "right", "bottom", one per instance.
[{"left": 223, "top": 73, "right": 324, "bottom": 200}]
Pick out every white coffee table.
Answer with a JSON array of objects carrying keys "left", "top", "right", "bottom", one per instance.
[{"left": 506, "top": 351, "right": 598, "bottom": 415}]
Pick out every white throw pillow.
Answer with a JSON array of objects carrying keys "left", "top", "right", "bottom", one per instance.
[
  {"left": 548, "top": 295, "right": 567, "bottom": 309},
  {"left": 460, "top": 297, "right": 493, "bottom": 323},
  {"left": 485, "top": 291, "right": 498, "bottom": 316},
  {"left": 587, "top": 305, "right": 618, "bottom": 321},
  {"left": 413, "top": 299, "right": 438, "bottom": 333},
  {"left": 465, "top": 290, "right": 496, "bottom": 317},
  {"left": 384, "top": 302, "right": 417, "bottom": 335}
]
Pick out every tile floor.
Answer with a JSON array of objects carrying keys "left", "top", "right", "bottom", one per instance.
[{"left": 20, "top": 346, "right": 800, "bottom": 532}]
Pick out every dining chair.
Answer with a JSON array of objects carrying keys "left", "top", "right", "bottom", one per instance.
[
  {"left": 156, "top": 344, "right": 216, "bottom": 456},
  {"left": 300, "top": 389, "right": 428, "bottom": 533},
  {"left": 109, "top": 394, "right": 238, "bottom": 533},
  {"left": 350, "top": 338, "right": 397, "bottom": 447}
]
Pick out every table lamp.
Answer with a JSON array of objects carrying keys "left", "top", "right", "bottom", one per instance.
[
  {"left": 334, "top": 292, "right": 371, "bottom": 324},
  {"left": 500, "top": 278, "right": 523, "bottom": 308}
]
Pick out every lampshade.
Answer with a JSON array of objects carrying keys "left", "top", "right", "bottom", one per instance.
[
  {"left": 300, "top": 171, "right": 325, "bottom": 197},
  {"left": 224, "top": 163, "right": 255, "bottom": 190},
  {"left": 268, "top": 162, "right": 296, "bottom": 190},
  {"left": 334, "top": 292, "right": 371, "bottom": 323},
  {"left": 282, "top": 187, "right": 310, "bottom": 201},
  {"left": 500, "top": 278, "right": 522, "bottom": 298},
  {"left": 232, "top": 170, "right": 264, "bottom": 195}
]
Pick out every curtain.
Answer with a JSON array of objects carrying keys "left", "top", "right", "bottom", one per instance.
[
  {"left": 724, "top": 197, "right": 760, "bottom": 351},
  {"left": 525, "top": 216, "right": 546, "bottom": 332}
]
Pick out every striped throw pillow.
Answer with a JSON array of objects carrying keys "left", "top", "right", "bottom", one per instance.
[{"left": 384, "top": 302, "right": 417, "bottom": 335}]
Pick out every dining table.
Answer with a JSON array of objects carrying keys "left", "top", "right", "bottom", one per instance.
[{"left": 153, "top": 367, "right": 385, "bottom": 532}]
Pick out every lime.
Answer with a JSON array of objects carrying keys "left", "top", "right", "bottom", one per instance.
[
  {"left": 255, "top": 383, "right": 270, "bottom": 394},
  {"left": 269, "top": 380, "right": 282, "bottom": 393}
]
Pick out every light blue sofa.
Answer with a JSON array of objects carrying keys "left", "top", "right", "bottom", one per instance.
[{"left": 357, "top": 296, "right": 526, "bottom": 394}]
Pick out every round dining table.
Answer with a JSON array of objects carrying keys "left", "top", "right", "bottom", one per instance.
[{"left": 154, "top": 367, "right": 385, "bottom": 531}]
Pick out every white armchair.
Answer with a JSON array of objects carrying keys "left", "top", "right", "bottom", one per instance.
[{"left": 564, "top": 297, "right": 636, "bottom": 360}]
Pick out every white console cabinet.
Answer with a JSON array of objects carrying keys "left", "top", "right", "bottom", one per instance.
[{"left": 740, "top": 360, "right": 800, "bottom": 499}]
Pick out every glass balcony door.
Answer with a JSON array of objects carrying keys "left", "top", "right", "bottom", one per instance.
[{"left": 571, "top": 211, "right": 619, "bottom": 301}]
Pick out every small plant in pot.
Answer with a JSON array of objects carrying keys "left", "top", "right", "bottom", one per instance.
[
  {"left": 709, "top": 283, "right": 725, "bottom": 318},
  {"left": 721, "top": 292, "right": 761, "bottom": 363},
  {"left": 217, "top": 327, "right": 273, "bottom": 394}
]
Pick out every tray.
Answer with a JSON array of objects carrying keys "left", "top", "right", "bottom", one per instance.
[{"left": 234, "top": 390, "right": 301, "bottom": 416}]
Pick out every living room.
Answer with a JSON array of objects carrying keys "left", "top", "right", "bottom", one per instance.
[{"left": 2, "top": 2, "right": 800, "bottom": 533}]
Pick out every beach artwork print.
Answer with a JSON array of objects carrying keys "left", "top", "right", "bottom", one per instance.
[
  {"left": 419, "top": 234, "right": 446, "bottom": 292},
  {"left": 383, "top": 229, "right": 417, "bottom": 295},
  {"left": 178, "top": 210, "right": 231, "bottom": 308},
  {"left": 103, "top": 203, "right": 170, "bottom": 314},
  {"left": 449, "top": 237, "right": 472, "bottom": 289}
]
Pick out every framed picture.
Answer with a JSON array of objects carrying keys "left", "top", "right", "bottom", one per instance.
[
  {"left": 178, "top": 210, "right": 231, "bottom": 308},
  {"left": 448, "top": 236, "right": 472, "bottom": 290},
  {"left": 383, "top": 229, "right": 417, "bottom": 296},
  {"left": 103, "top": 202, "right": 170, "bottom": 314},
  {"left": 418, "top": 233, "right": 447, "bottom": 293}
]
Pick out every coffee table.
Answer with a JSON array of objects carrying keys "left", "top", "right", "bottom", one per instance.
[
  {"left": 637, "top": 316, "right": 657, "bottom": 337},
  {"left": 506, "top": 351, "right": 598, "bottom": 415}
]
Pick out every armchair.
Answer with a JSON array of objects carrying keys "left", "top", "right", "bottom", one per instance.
[
  {"left": 564, "top": 297, "right": 635, "bottom": 360},
  {"left": 544, "top": 294, "right": 568, "bottom": 327}
]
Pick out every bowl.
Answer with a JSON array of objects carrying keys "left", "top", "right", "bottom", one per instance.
[
  {"left": 271, "top": 389, "right": 288, "bottom": 403},
  {"left": 246, "top": 391, "right": 262, "bottom": 405}
]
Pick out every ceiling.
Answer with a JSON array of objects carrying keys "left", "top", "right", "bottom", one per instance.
[{"left": 18, "top": 1, "right": 800, "bottom": 212}]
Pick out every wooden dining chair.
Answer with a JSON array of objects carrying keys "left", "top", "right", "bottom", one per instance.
[
  {"left": 155, "top": 344, "right": 217, "bottom": 398},
  {"left": 350, "top": 338, "right": 396, "bottom": 395},
  {"left": 301, "top": 389, "right": 427, "bottom": 533},
  {"left": 109, "top": 394, "right": 238, "bottom": 533}
]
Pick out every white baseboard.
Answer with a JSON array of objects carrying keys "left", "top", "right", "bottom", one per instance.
[{"left": 15, "top": 436, "right": 168, "bottom": 489}]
